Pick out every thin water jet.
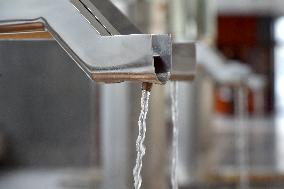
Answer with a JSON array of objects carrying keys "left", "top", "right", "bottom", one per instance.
[
  {"left": 235, "top": 86, "right": 249, "bottom": 189},
  {"left": 171, "top": 82, "right": 179, "bottom": 189},
  {"left": 133, "top": 83, "right": 152, "bottom": 189}
]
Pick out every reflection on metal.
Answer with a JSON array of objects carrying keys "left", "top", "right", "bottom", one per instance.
[
  {"left": 0, "top": 0, "right": 172, "bottom": 84},
  {"left": 0, "top": 22, "right": 45, "bottom": 33}
]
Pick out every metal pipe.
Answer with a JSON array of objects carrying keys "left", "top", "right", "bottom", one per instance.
[
  {"left": 89, "top": 0, "right": 197, "bottom": 81},
  {"left": 0, "top": 0, "right": 172, "bottom": 84}
]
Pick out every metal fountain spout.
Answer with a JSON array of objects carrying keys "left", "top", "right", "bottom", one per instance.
[
  {"left": 0, "top": 0, "right": 172, "bottom": 84},
  {"left": 89, "top": 0, "right": 196, "bottom": 81},
  {"left": 90, "top": 0, "right": 196, "bottom": 82}
]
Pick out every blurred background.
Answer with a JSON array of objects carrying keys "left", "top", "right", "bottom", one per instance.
[{"left": 0, "top": 0, "right": 284, "bottom": 188}]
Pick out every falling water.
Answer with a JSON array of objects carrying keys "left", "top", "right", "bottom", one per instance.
[
  {"left": 171, "top": 82, "right": 179, "bottom": 189},
  {"left": 235, "top": 86, "right": 249, "bottom": 189},
  {"left": 133, "top": 89, "right": 151, "bottom": 189}
]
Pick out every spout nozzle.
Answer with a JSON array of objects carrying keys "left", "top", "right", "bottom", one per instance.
[{"left": 142, "top": 82, "right": 153, "bottom": 92}]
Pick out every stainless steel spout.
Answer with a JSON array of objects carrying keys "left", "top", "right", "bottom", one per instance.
[
  {"left": 0, "top": 0, "right": 172, "bottom": 84},
  {"left": 86, "top": 0, "right": 196, "bottom": 81}
]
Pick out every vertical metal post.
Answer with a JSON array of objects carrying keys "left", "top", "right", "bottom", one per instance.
[{"left": 101, "top": 83, "right": 132, "bottom": 189}]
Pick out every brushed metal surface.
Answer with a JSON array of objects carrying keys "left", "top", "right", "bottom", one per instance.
[{"left": 0, "top": 0, "right": 172, "bottom": 84}]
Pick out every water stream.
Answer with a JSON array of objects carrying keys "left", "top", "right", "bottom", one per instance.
[
  {"left": 235, "top": 86, "right": 249, "bottom": 189},
  {"left": 171, "top": 82, "right": 179, "bottom": 189},
  {"left": 133, "top": 89, "right": 151, "bottom": 189}
]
